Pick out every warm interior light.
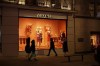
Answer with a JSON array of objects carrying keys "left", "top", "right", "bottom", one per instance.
[{"left": 19, "top": 18, "right": 67, "bottom": 51}]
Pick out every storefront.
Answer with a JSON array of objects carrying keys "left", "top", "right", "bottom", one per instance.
[
  {"left": 1, "top": 0, "right": 98, "bottom": 57},
  {"left": 18, "top": 9, "right": 68, "bottom": 55},
  {"left": 0, "top": 4, "right": 69, "bottom": 56}
]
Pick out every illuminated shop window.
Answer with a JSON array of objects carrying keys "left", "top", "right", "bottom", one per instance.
[
  {"left": 19, "top": 18, "right": 67, "bottom": 51},
  {"left": 90, "top": 33, "right": 100, "bottom": 49},
  {"left": 90, "top": 35, "right": 97, "bottom": 46}
]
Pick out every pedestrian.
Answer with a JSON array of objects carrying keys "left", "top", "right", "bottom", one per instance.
[
  {"left": 94, "top": 45, "right": 100, "bottom": 65},
  {"left": 47, "top": 38, "right": 58, "bottom": 56},
  {"left": 60, "top": 31, "right": 65, "bottom": 42},
  {"left": 62, "top": 38, "right": 68, "bottom": 57},
  {"left": 29, "top": 39, "right": 37, "bottom": 61},
  {"left": 25, "top": 37, "right": 31, "bottom": 60}
]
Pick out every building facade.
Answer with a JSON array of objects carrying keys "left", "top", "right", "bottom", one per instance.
[{"left": 0, "top": 0, "right": 100, "bottom": 56}]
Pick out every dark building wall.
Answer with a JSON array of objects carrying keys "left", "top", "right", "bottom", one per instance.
[
  {"left": 25, "top": 0, "right": 37, "bottom": 6},
  {"left": 75, "top": 0, "right": 90, "bottom": 16},
  {"left": 67, "top": 16, "right": 75, "bottom": 54},
  {"left": 75, "top": 18, "right": 100, "bottom": 52},
  {"left": 2, "top": 7, "right": 19, "bottom": 56}
]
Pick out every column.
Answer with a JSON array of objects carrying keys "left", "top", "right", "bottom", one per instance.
[{"left": 2, "top": 7, "right": 19, "bottom": 56}]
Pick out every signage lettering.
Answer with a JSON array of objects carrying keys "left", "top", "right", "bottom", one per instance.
[{"left": 37, "top": 14, "right": 51, "bottom": 18}]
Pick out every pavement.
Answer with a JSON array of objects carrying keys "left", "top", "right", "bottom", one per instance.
[{"left": 0, "top": 53, "right": 99, "bottom": 66}]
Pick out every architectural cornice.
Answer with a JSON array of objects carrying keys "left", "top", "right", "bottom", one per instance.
[{"left": 0, "top": 3, "right": 76, "bottom": 14}]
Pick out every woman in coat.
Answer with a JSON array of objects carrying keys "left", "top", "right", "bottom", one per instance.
[
  {"left": 62, "top": 38, "right": 68, "bottom": 57},
  {"left": 25, "top": 37, "right": 31, "bottom": 59},
  {"left": 29, "top": 39, "right": 37, "bottom": 61}
]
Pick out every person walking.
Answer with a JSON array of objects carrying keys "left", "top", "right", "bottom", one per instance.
[
  {"left": 25, "top": 37, "right": 31, "bottom": 60},
  {"left": 94, "top": 45, "right": 100, "bottom": 65},
  {"left": 62, "top": 38, "right": 68, "bottom": 57},
  {"left": 47, "top": 38, "right": 58, "bottom": 56},
  {"left": 29, "top": 39, "right": 37, "bottom": 61}
]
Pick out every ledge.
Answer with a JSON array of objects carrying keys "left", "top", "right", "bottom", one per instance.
[
  {"left": 0, "top": 3, "right": 76, "bottom": 14},
  {"left": 74, "top": 15, "right": 100, "bottom": 20}
]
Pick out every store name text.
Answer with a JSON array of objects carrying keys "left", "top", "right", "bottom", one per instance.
[{"left": 36, "top": 14, "right": 51, "bottom": 18}]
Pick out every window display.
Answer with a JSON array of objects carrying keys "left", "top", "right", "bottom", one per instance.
[
  {"left": 19, "top": 18, "right": 67, "bottom": 51},
  {"left": 36, "top": 27, "right": 42, "bottom": 47}
]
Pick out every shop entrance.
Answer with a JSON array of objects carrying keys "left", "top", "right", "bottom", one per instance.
[
  {"left": 19, "top": 18, "right": 67, "bottom": 51},
  {"left": 90, "top": 32, "right": 100, "bottom": 51}
]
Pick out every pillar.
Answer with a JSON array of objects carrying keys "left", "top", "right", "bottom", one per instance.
[{"left": 2, "top": 7, "right": 19, "bottom": 56}]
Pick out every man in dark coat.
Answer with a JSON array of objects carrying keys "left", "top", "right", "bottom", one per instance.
[
  {"left": 47, "top": 38, "right": 58, "bottom": 56},
  {"left": 94, "top": 45, "right": 100, "bottom": 65}
]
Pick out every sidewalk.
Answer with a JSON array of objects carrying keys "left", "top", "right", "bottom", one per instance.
[{"left": 0, "top": 54, "right": 99, "bottom": 66}]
